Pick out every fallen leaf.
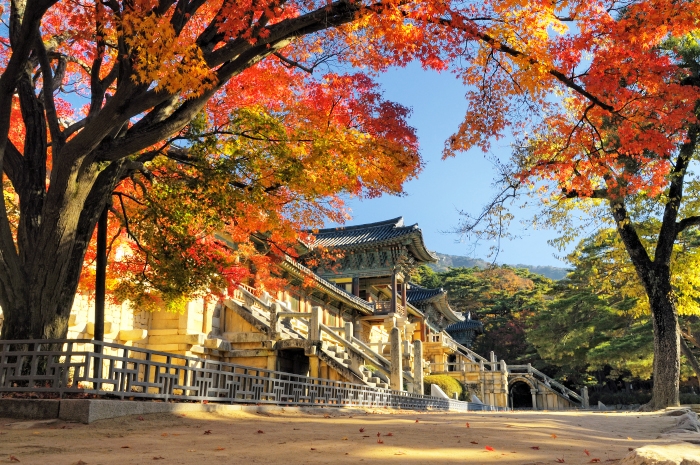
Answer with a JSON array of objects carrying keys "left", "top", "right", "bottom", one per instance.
[
  {"left": 506, "top": 425, "right": 512, "bottom": 428},
  {"left": 590, "top": 459, "right": 601, "bottom": 463},
  {"left": 202, "top": 400, "right": 208, "bottom": 404},
  {"left": 628, "top": 448, "right": 634, "bottom": 452},
  {"left": 386, "top": 432, "right": 394, "bottom": 437},
  {"left": 310, "top": 448, "right": 316, "bottom": 451},
  {"left": 584, "top": 450, "right": 590, "bottom": 456},
  {"left": 470, "top": 441, "right": 479, "bottom": 444},
  {"left": 377, "top": 432, "right": 381, "bottom": 437},
  {"left": 121, "top": 446, "right": 130, "bottom": 449},
  {"left": 466, "top": 422, "right": 470, "bottom": 428},
  {"left": 215, "top": 447, "right": 225, "bottom": 451},
  {"left": 531, "top": 446, "right": 540, "bottom": 450},
  {"left": 377, "top": 439, "right": 384, "bottom": 444},
  {"left": 394, "top": 451, "right": 406, "bottom": 455},
  {"left": 204, "top": 430, "right": 212, "bottom": 435},
  {"left": 359, "top": 428, "right": 365, "bottom": 433},
  {"left": 181, "top": 414, "right": 187, "bottom": 417},
  {"left": 551, "top": 434, "right": 558, "bottom": 439},
  {"left": 187, "top": 450, "right": 196, "bottom": 452},
  {"left": 257, "top": 430, "right": 264, "bottom": 434},
  {"left": 137, "top": 416, "right": 144, "bottom": 421},
  {"left": 9, "top": 457, "right": 19, "bottom": 463},
  {"left": 161, "top": 433, "right": 168, "bottom": 437},
  {"left": 415, "top": 419, "right": 419, "bottom": 423},
  {"left": 342, "top": 437, "right": 348, "bottom": 440},
  {"left": 485, "top": 446, "right": 495, "bottom": 452},
  {"left": 72, "top": 461, "right": 87, "bottom": 465},
  {"left": 362, "top": 435, "right": 370, "bottom": 438},
  {"left": 153, "top": 457, "right": 164, "bottom": 460},
  {"left": 627, "top": 437, "right": 633, "bottom": 440},
  {"left": 324, "top": 414, "right": 331, "bottom": 419},
  {"left": 556, "top": 458, "right": 565, "bottom": 463}
]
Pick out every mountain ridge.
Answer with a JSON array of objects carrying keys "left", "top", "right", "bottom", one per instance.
[{"left": 430, "top": 252, "right": 569, "bottom": 280}]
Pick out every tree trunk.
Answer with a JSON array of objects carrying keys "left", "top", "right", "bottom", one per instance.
[
  {"left": 0, "top": 163, "right": 118, "bottom": 341},
  {"left": 646, "top": 274, "right": 681, "bottom": 409}
]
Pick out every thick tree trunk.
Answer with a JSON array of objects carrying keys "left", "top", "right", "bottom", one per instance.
[
  {"left": 647, "top": 280, "right": 681, "bottom": 409},
  {"left": 0, "top": 163, "right": 118, "bottom": 341}
]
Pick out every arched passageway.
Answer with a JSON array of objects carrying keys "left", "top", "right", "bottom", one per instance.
[{"left": 509, "top": 380, "right": 534, "bottom": 409}]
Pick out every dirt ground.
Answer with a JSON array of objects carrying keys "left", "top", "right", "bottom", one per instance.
[{"left": 0, "top": 409, "right": 693, "bottom": 464}]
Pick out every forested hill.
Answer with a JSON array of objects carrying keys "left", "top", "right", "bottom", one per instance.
[{"left": 430, "top": 253, "right": 569, "bottom": 280}]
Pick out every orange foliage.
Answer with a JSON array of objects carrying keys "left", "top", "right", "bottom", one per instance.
[{"left": 4, "top": 0, "right": 697, "bottom": 311}]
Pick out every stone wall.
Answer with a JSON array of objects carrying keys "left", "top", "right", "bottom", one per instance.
[{"left": 67, "top": 294, "right": 150, "bottom": 347}]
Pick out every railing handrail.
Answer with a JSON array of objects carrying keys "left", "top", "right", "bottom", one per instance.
[
  {"left": 0, "top": 338, "right": 490, "bottom": 411},
  {"left": 507, "top": 364, "right": 583, "bottom": 403}
]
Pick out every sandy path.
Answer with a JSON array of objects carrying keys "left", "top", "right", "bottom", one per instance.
[{"left": 0, "top": 409, "right": 689, "bottom": 464}]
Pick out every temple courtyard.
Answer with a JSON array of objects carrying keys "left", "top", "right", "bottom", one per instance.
[{"left": 0, "top": 408, "right": 696, "bottom": 464}]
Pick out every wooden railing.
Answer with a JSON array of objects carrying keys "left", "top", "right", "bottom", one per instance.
[{"left": 373, "top": 301, "right": 406, "bottom": 317}]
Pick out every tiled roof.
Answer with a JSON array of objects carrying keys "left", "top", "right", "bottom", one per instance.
[
  {"left": 310, "top": 217, "right": 437, "bottom": 263},
  {"left": 406, "top": 284, "right": 445, "bottom": 304},
  {"left": 446, "top": 319, "right": 484, "bottom": 333},
  {"left": 406, "top": 283, "right": 464, "bottom": 324}
]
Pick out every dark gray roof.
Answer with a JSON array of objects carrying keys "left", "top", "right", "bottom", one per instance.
[
  {"left": 446, "top": 319, "right": 484, "bottom": 333},
  {"left": 310, "top": 217, "right": 437, "bottom": 263},
  {"left": 406, "top": 284, "right": 445, "bottom": 304}
]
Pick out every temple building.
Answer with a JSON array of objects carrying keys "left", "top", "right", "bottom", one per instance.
[{"left": 0, "top": 216, "right": 585, "bottom": 410}]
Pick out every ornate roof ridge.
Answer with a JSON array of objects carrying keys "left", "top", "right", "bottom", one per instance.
[
  {"left": 309, "top": 217, "right": 437, "bottom": 264},
  {"left": 312, "top": 217, "right": 405, "bottom": 234}
]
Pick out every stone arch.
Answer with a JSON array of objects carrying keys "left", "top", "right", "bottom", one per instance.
[{"left": 508, "top": 376, "right": 537, "bottom": 409}]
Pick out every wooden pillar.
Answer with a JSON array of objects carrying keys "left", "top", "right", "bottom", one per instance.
[
  {"left": 352, "top": 276, "right": 360, "bottom": 296},
  {"left": 401, "top": 282, "right": 407, "bottom": 307},
  {"left": 390, "top": 271, "right": 397, "bottom": 314}
]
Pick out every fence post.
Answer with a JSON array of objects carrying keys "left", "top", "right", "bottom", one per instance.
[
  {"left": 413, "top": 339, "right": 423, "bottom": 395},
  {"left": 390, "top": 326, "right": 402, "bottom": 391},
  {"left": 581, "top": 386, "right": 589, "bottom": 408}
]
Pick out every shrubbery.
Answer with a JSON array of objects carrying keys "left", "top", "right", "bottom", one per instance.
[{"left": 424, "top": 374, "right": 465, "bottom": 400}]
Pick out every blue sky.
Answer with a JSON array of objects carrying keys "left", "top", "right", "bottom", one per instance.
[{"left": 326, "top": 63, "right": 569, "bottom": 268}]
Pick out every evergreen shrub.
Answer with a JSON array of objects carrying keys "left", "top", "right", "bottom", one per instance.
[{"left": 424, "top": 374, "right": 464, "bottom": 399}]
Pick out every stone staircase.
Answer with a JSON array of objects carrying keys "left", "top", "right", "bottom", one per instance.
[
  {"left": 224, "top": 287, "right": 396, "bottom": 389},
  {"left": 326, "top": 344, "right": 389, "bottom": 388}
]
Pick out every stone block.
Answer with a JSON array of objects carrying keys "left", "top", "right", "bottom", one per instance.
[
  {"left": 146, "top": 343, "right": 180, "bottom": 352},
  {"left": 0, "top": 399, "right": 60, "bottom": 420},
  {"left": 86, "top": 321, "right": 112, "bottom": 335},
  {"left": 148, "top": 329, "right": 179, "bottom": 336},
  {"left": 68, "top": 314, "right": 78, "bottom": 327},
  {"left": 153, "top": 311, "right": 179, "bottom": 320},
  {"left": 148, "top": 334, "right": 204, "bottom": 345},
  {"left": 223, "top": 332, "right": 267, "bottom": 343},
  {"left": 117, "top": 329, "right": 148, "bottom": 341},
  {"left": 204, "top": 338, "right": 231, "bottom": 350},
  {"left": 190, "top": 345, "right": 206, "bottom": 354}
]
